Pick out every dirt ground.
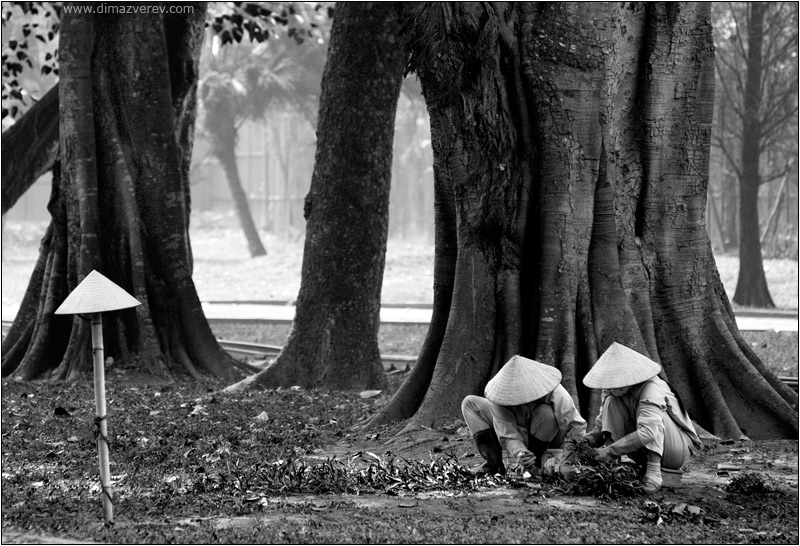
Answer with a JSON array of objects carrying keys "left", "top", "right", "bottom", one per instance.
[
  {"left": 1, "top": 366, "right": 798, "bottom": 545},
  {"left": 199, "top": 432, "right": 800, "bottom": 544},
  {"left": 311, "top": 429, "right": 799, "bottom": 531},
  {"left": 9, "top": 434, "right": 795, "bottom": 545}
]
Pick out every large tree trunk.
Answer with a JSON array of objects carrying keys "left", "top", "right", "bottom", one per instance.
[
  {"left": 226, "top": 2, "right": 406, "bottom": 393},
  {"left": 365, "top": 119, "right": 458, "bottom": 424},
  {"left": 1, "top": 86, "right": 59, "bottom": 215},
  {"left": 369, "top": 2, "right": 797, "bottom": 440},
  {"left": 732, "top": 3, "right": 775, "bottom": 308},
  {"left": 2, "top": 4, "right": 252, "bottom": 381}
]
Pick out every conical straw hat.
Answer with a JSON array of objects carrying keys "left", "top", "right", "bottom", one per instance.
[
  {"left": 55, "top": 270, "right": 141, "bottom": 315},
  {"left": 582, "top": 342, "right": 661, "bottom": 389},
  {"left": 484, "top": 355, "right": 562, "bottom": 406}
]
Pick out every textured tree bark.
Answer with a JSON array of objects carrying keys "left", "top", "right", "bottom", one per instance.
[
  {"left": 732, "top": 3, "right": 775, "bottom": 308},
  {"left": 226, "top": 2, "right": 407, "bottom": 393},
  {"left": 373, "top": 2, "right": 796, "bottom": 439},
  {"left": 365, "top": 119, "right": 458, "bottom": 425},
  {"left": 1, "top": 85, "right": 59, "bottom": 216},
  {"left": 2, "top": 4, "right": 251, "bottom": 381}
]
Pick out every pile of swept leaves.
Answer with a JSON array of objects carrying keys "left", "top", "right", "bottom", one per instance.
[
  {"left": 544, "top": 439, "right": 643, "bottom": 499},
  {"left": 724, "top": 471, "right": 781, "bottom": 496},
  {"left": 239, "top": 451, "right": 499, "bottom": 500},
  {"left": 721, "top": 469, "right": 796, "bottom": 521}
]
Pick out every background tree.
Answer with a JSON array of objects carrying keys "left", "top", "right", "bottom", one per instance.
[
  {"left": 197, "top": 2, "right": 329, "bottom": 257},
  {"left": 712, "top": 2, "right": 799, "bottom": 307},
  {"left": 2, "top": 3, "right": 253, "bottom": 380},
  {"left": 199, "top": 46, "right": 279, "bottom": 259},
  {"left": 368, "top": 2, "right": 797, "bottom": 440},
  {"left": 226, "top": 1, "right": 407, "bottom": 392}
]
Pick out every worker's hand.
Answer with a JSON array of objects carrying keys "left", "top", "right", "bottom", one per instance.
[
  {"left": 542, "top": 455, "right": 560, "bottom": 476},
  {"left": 594, "top": 446, "right": 614, "bottom": 464},
  {"left": 516, "top": 450, "right": 539, "bottom": 475},
  {"left": 582, "top": 433, "right": 600, "bottom": 447}
]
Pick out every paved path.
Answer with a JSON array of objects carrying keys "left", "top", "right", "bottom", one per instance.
[
  {"left": 1, "top": 529, "right": 99, "bottom": 544},
  {"left": 199, "top": 302, "right": 798, "bottom": 332},
  {"left": 2, "top": 303, "right": 797, "bottom": 332},
  {"left": 201, "top": 302, "right": 434, "bottom": 325},
  {"left": 734, "top": 314, "right": 798, "bottom": 332}
]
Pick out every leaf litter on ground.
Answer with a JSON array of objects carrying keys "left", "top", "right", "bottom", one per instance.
[
  {"left": 2, "top": 375, "right": 540, "bottom": 533},
  {"left": 2, "top": 370, "right": 798, "bottom": 545}
]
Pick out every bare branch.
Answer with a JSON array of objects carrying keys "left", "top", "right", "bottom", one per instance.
[
  {"left": 728, "top": 3, "right": 751, "bottom": 61},
  {"left": 762, "top": 34, "right": 798, "bottom": 68},
  {"left": 760, "top": 105, "right": 798, "bottom": 142},
  {"left": 714, "top": 57, "right": 746, "bottom": 120},
  {"left": 711, "top": 135, "right": 743, "bottom": 180},
  {"left": 714, "top": 42, "right": 750, "bottom": 119},
  {"left": 758, "top": 163, "right": 793, "bottom": 187}
]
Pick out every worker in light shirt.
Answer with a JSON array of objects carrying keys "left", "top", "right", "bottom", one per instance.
[
  {"left": 582, "top": 342, "right": 702, "bottom": 494},
  {"left": 461, "top": 355, "right": 587, "bottom": 477}
]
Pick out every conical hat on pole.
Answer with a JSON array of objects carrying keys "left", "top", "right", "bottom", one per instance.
[
  {"left": 582, "top": 342, "right": 662, "bottom": 389},
  {"left": 55, "top": 270, "right": 141, "bottom": 315},
  {"left": 484, "top": 355, "right": 562, "bottom": 406}
]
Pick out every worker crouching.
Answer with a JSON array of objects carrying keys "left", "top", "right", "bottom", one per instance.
[
  {"left": 461, "top": 355, "right": 587, "bottom": 477},
  {"left": 582, "top": 342, "right": 702, "bottom": 494}
]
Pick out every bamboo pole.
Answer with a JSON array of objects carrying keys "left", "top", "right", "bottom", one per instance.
[
  {"left": 90, "top": 312, "right": 114, "bottom": 524},
  {"left": 54, "top": 270, "right": 139, "bottom": 524}
]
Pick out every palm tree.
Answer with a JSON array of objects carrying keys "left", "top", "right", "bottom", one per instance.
[{"left": 197, "top": 8, "right": 328, "bottom": 256}]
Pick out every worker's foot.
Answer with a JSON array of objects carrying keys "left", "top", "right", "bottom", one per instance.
[
  {"left": 469, "top": 461, "right": 506, "bottom": 477},
  {"left": 641, "top": 471, "right": 663, "bottom": 494},
  {"left": 641, "top": 478, "right": 662, "bottom": 495},
  {"left": 641, "top": 461, "right": 663, "bottom": 494}
]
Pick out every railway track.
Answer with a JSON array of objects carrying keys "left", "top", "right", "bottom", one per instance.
[
  {"left": 215, "top": 338, "right": 417, "bottom": 372},
  {"left": 0, "top": 321, "right": 415, "bottom": 373},
  {"left": 2, "top": 320, "right": 797, "bottom": 387},
  {"left": 215, "top": 338, "right": 800, "bottom": 389}
]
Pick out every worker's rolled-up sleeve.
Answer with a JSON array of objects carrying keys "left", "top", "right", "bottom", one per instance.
[
  {"left": 490, "top": 405, "right": 528, "bottom": 458},
  {"left": 550, "top": 385, "right": 588, "bottom": 440},
  {"left": 607, "top": 399, "right": 666, "bottom": 457}
]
